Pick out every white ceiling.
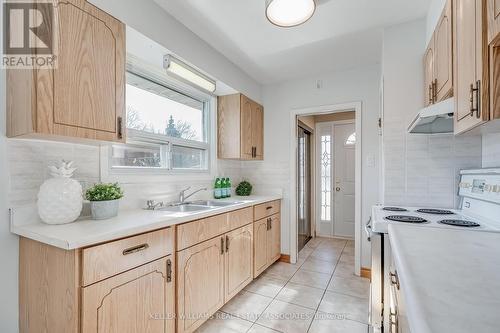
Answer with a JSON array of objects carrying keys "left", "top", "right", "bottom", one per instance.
[{"left": 154, "top": 0, "right": 431, "bottom": 84}]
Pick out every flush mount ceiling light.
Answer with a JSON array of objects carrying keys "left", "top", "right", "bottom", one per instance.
[
  {"left": 265, "top": 0, "right": 316, "bottom": 27},
  {"left": 163, "top": 55, "right": 216, "bottom": 93}
]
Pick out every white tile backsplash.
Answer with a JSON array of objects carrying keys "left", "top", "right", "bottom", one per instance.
[
  {"left": 482, "top": 133, "right": 500, "bottom": 168},
  {"left": 383, "top": 126, "right": 482, "bottom": 208}
]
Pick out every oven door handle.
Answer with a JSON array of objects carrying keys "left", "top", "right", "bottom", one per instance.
[{"left": 365, "top": 217, "right": 372, "bottom": 242}]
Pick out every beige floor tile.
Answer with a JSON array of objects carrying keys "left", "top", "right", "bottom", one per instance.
[
  {"left": 290, "top": 269, "right": 331, "bottom": 289},
  {"left": 333, "top": 262, "right": 356, "bottom": 278},
  {"left": 309, "top": 249, "right": 341, "bottom": 263},
  {"left": 195, "top": 311, "right": 253, "bottom": 333},
  {"left": 221, "top": 291, "right": 273, "bottom": 322},
  {"left": 309, "top": 312, "right": 367, "bottom": 333},
  {"left": 262, "top": 262, "right": 300, "bottom": 281},
  {"left": 299, "top": 246, "right": 314, "bottom": 257},
  {"left": 339, "top": 254, "right": 355, "bottom": 265},
  {"left": 276, "top": 282, "right": 325, "bottom": 310},
  {"left": 300, "top": 257, "right": 337, "bottom": 275},
  {"left": 327, "top": 276, "right": 370, "bottom": 299},
  {"left": 306, "top": 237, "right": 323, "bottom": 249},
  {"left": 342, "top": 245, "right": 355, "bottom": 255},
  {"left": 247, "top": 324, "right": 282, "bottom": 333},
  {"left": 318, "top": 291, "right": 369, "bottom": 324},
  {"left": 256, "top": 300, "right": 315, "bottom": 333},
  {"left": 245, "top": 276, "right": 287, "bottom": 298}
]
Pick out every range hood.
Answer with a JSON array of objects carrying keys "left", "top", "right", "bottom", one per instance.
[{"left": 407, "top": 98, "right": 455, "bottom": 134}]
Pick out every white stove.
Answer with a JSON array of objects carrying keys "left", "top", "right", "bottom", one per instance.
[{"left": 368, "top": 168, "right": 500, "bottom": 332}]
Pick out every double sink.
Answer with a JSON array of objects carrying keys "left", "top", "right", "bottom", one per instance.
[{"left": 158, "top": 200, "right": 243, "bottom": 213}]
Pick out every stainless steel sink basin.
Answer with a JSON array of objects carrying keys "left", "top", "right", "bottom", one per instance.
[
  {"left": 159, "top": 204, "right": 214, "bottom": 213},
  {"left": 189, "top": 200, "right": 242, "bottom": 207}
]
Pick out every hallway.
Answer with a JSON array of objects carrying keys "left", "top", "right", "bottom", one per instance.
[{"left": 196, "top": 238, "right": 369, "bottom": 333}]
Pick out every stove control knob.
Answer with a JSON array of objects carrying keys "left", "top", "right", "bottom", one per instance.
[{"left": 485, "top": 184, "right": 492, "bottom": 192}]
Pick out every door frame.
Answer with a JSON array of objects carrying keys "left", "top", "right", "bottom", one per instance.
[
  {"left": 314, "top": 119, "right": 356, "bottom": 239},
  {"left": 289, "top": 102, "right": 362, "bottom": 276}
]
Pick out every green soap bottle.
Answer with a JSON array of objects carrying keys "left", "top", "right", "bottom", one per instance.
[
  {"left": 226, "top": 178, "right": 232, "bottom": 197},
  {"left": 214, "top": 178, "right": 222, "bottom": 199}
]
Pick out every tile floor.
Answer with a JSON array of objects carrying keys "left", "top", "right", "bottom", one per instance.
[{"left": 196, "top": 237, "right": 370, "bottom": 333}]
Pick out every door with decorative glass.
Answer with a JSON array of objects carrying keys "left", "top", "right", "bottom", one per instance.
[{"left": 316, "top": 121, "right": 356, "bottom": 238}]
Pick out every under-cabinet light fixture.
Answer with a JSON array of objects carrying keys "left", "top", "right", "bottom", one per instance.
[{"left": 163, "top": 55, "right": 216, "bottom": 93}]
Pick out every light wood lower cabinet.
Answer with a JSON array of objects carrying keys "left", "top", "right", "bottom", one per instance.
[
  {"left": 225, "top": 224, "right": 254, "bottom": 301},
  {"left": 176, "top": 236, "right": 225, "bottom": 333},
  {"left": 254, "top": 213, "right": 281, "bottom": 278},
  {"left": 176, "top": 224, "right": 254, "bottom": 333},
  {"left": 82, "top": 256, "right": 175, "bottom": 333}
]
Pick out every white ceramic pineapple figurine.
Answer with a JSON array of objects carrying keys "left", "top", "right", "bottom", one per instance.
[{"left": 37, "top": 160, "right": 83, "bottom": 225}]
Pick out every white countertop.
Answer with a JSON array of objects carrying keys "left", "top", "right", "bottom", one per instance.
[
  {"left": 388, "top": 224, "right": 500, "bottom": 333},
  {"left": 10, "top": 195, "right": 281, "bottom": 250}
]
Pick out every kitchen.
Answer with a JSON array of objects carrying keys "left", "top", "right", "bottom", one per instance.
[{"left": 1, "top": 0, "right": 500, "bottom": 332}]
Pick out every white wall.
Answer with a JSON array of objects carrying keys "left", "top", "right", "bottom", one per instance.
[
  {"left": 257, "top": 64, "right": 381, "bottom": 267},
  {"left": 89, "top": 0, "right": 261, "bottom": 103},
  {"left": 382, "top": 19, "right": 483, "bottom": 208}
]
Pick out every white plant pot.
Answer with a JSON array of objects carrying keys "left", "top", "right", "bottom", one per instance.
[{"left": 90, "top": 199, "right": 120, "bottom": 220}]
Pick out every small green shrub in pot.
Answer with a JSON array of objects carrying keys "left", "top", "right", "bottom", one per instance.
[
  {"left": 235, "top": 180, "right": 252, "bottom": 196},
  {"left": 85, "top": 183, "right": 124, "bottom": 220}
]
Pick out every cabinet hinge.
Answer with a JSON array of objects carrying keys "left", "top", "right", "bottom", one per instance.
[{"left": 378, "top": 118, "right": 382, "bottom": 128}]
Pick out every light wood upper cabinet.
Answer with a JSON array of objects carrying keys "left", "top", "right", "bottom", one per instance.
[
  {"left": 177, "top": 236, "right": 225, "bottom": 333},
  {"left": 218, "top": 93, "right": 264, "bottom": 160},
  {"left": 424, "top": 0, "right": 453, "bottom": 106},
  {"left": 435, "top": 0, "right": 454, "bottom": 101},
  {"left": 454, "top": 0, "right": 489, "bottom": 134},
  {"left": 7, "top": 0, "right": 125, "bottom": 143},
  {"left": 82, "top": 256, "right": 175, "bottom": 333},
  {"left": 424, "top": 37, "right": 436, "bottom": 106},
  {"left": 224, "top": 224, "right": 254, "bottom": 301}
]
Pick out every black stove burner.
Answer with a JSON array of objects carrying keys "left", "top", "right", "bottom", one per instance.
[
  {"left": 383, "top": 207, "right": 408, "bottom": 212},
  {"left": 385, "top": 215, "right": 428, "bottom": 224},
  {"left": 438, "top": 219, "right": 480, "bottom": 227},
  {"left": 416, "top": 208, "right": 454, "bottom": 215}
]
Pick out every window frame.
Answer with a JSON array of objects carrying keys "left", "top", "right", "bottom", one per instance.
[{"left": 105, "top": 54, "right": 215, "bottom": 177}]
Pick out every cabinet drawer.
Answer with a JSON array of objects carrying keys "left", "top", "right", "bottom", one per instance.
[
  {"left": 228, "top": 207, "right": 253, "bottom": 230},
  {"left": 254, "top": 200, "right": 280, "bottom": 221},
  {"left": 177, "top": 213, "right": 230, "bottom": 251},
  {"left": 82, "top": 228, "right": 173, "bottom": 286}
]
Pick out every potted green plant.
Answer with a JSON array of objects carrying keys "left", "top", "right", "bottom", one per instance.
[{"left": 85, "top": 183, "right": 124, "bottom": 220}]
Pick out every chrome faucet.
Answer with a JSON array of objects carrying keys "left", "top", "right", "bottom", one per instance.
[
  {"left": 145, "top": 200, "right": 164, "bottom": 210},
  {"left": 179, "top": 187, "right": 208, "bottom": 203}
]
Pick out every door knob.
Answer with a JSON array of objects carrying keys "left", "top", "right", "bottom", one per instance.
[{"left": 336, "top": 187, "right": 341, "bottom": 192}]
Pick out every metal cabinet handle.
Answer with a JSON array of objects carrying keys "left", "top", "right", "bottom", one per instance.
[
  {"left": 432, "top": 79, "right": 438, "bottom": 103},
  {"left": 166, "top": 259, "right": 172, "bottom": 283},
  {"left": 390, "top": 271, "right": 400, "bottom": 290},
  {"left": 122, "top": 243, "right": 149, "bottom": 255},
  {"left": 428, "top": 84, "right": 433, "bottom": 104},
  {"left": 470, "top": 80, "right": 481, "bottom": 118},
  {"left": 364, "top": 217, "right": 372, "bottom": 242},
  {"left": 226, "top": 235, "right": 230, "bottom": 252},
  {"left": 117, "top": 116, "right": 123, "bottom": 139},
  {"left": 221, "top": 237, "right": 225, "bottom": 255}
]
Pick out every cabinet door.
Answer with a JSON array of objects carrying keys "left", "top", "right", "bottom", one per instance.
[
  {"left": 240, "top": 95, "right": 254, "bottom": 159},
  {"left": 253, "top": 219, "right": 269, "bottom": 277},
  {"left": 224, "top": 225, "right": 254, "bottom": 301},
  {"left": 252, "top": 102, "right": 264, "bottom": 160},
  {"left": 37, "top": 0, "right": 125, "bottom": 142},
  {"left": 435, "top": 0, "right": 453, "bottom": 101},
  {"left": 267, "top": 214, "right": 281, "bottom": 264},
  {"left": 424, "top": 36, "right": 435, "bottom": 106},
  {"left": 454, "top": 0, "right": 487, "bottom": 134},
  {"left": 487, "top": 0, "right": 500, "bottom": 43},
  {"left": 177, "top": 237, "right": 225, "bottom": 333},
  {"left": 81, "top": 256, "right": 174, "bottom": 333}
]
